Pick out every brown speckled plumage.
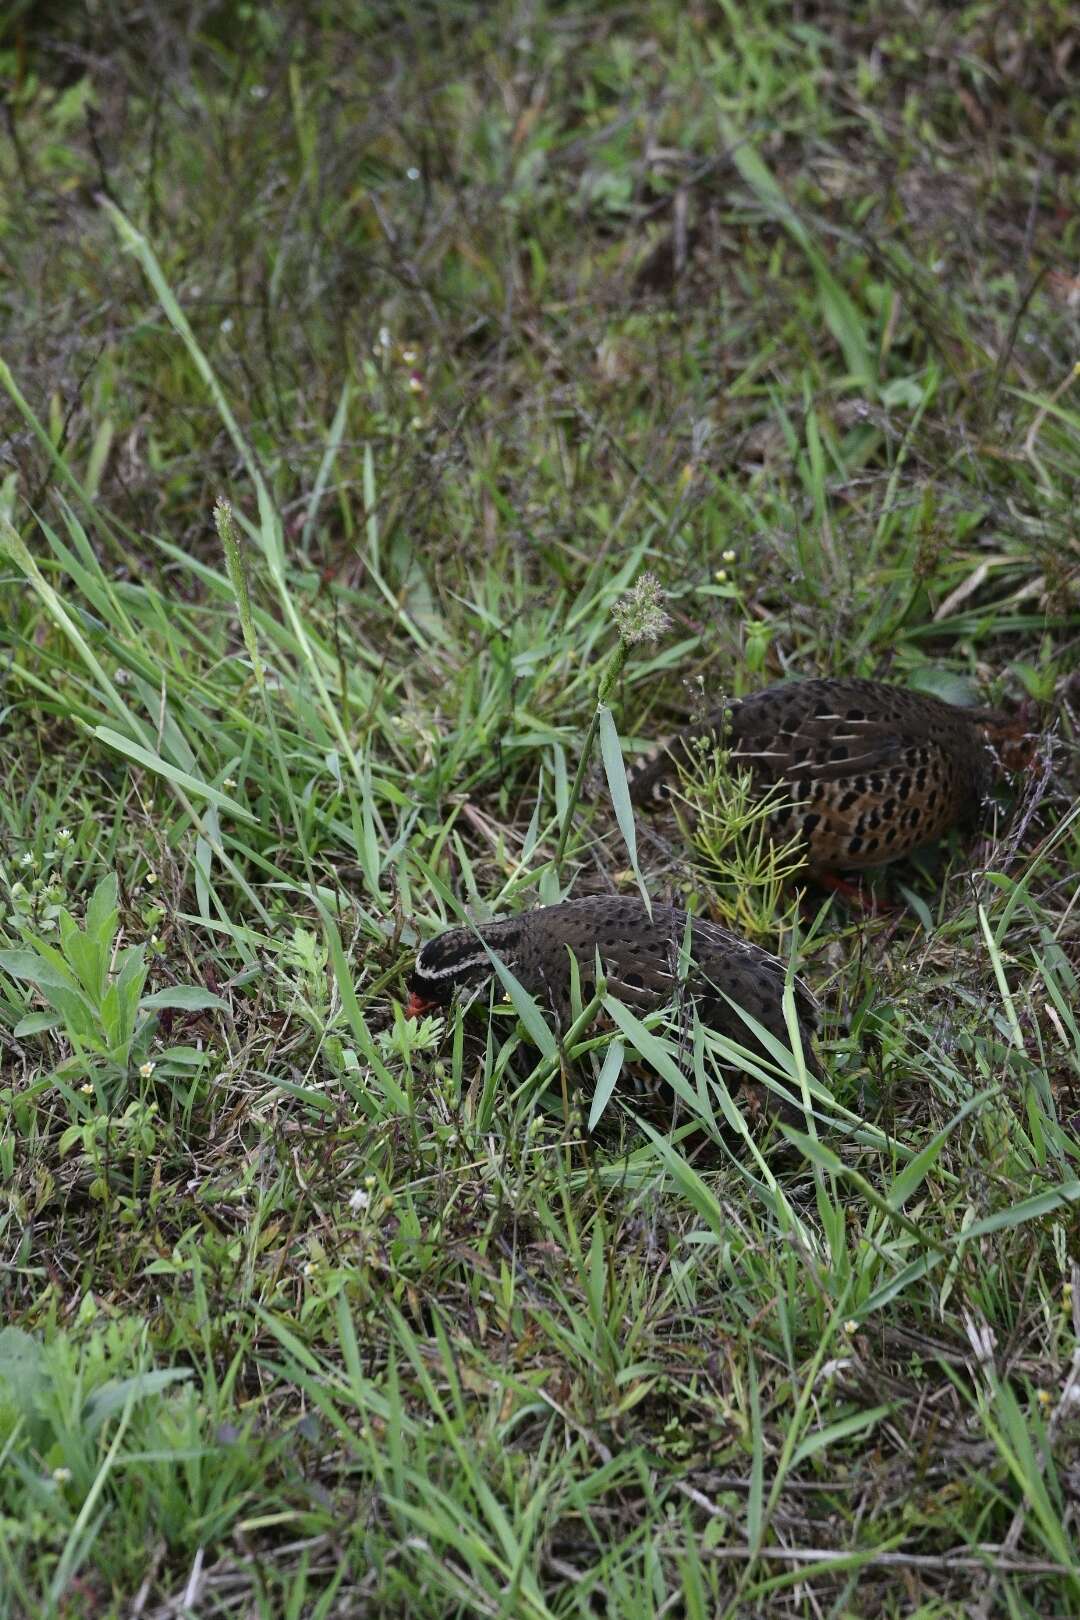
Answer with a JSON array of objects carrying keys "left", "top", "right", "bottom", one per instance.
[
  {"left": 408, "top": 897, "right": 820, "bottom": 1102},
  {"left": 628, "top": 677, "right": 1026, "bottom": 874}
]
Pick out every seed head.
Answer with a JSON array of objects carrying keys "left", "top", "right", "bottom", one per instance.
[{"left": 612, "top": 572, "right": 671, "bottom": 646}]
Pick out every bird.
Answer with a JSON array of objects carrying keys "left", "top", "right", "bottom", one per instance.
[
  {"left": 405, "top": 896, "right": 821, "bottom": 1114},
  {"left": 626, "top": 676, "right": 1032, "bottom": 881}
]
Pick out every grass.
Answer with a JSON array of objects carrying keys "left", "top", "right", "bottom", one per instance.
[{"left": 1, "top": 1, "right": 1079, "bottom": 1613}]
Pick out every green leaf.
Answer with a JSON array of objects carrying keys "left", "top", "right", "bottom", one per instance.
[
  {"left": 587, "top": 1039, "right": 624, "bottom": 1131},
  {"left": 488, "top": 949, "right": 557, "bottom": 1060},
  {"left": 777, "top": 1127, "right": 843, "bottom": 1173},
  {"left": 598, "top": 705, "right": 649, "bottom": 912},
  {"left": 960, "top": 1181, "right": 1080, "bottom": 1239},
  {"left": 747, "top": 1350, "right": 764, "bottom": 1552},
  {"left": 61, "top": 927, "right": 111, "bottom": 1004},
  {"left": 633, "top": 1117, "right": 731, "bottom": 1243},
  {"left": 602, "top": 996, "right": 695, "bottom": 1106},
  {"left": 790, "top": 1403, "right": 895, "bottom": 1469},
  {"left": 0, "top": 950, "right": 81, "bottom": 996},
  {"left": 93, "top": 727, "right": 258, "bottom": 821},
  {"left": 857, "top": 1252, "right": 944, "bottom": 1318},
  {"left": 780, "top": 1127, "right": 948, "bottom": 1254},
  {"left": 0, "top": 1327, "right": 49, "bottom": 1413},
  {"left": 141, "top": 986, "right": 228, "bottom": 1012},
  {"left": 723, "top": 125, "right": 874, "bottom": 392},
  {"left": 13, "top": 1011, "right": 63, "bottom": 1037},
  {"left": 82, "top": 1368, "right": 193, "bottom": 1434},
  {"left": 889, "top": 1089, "right": 998, "bottom": 1214},
  {"left": 318, "top": 905, "right": 408, "bottom": 1115},
  {"left": 85, "top": 872, "right": 119, "bottom": 943}
]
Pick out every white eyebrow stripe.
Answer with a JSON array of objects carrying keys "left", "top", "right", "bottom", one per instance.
[{"left": 417, "top": 950, "right": 494, "bottom": 978}]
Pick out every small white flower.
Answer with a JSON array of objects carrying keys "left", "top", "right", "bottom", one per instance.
[
  {"left": 378, "top": 325, "right": 391, "bottom": 351},
  {"left": 56, "top": 828, "right": 73, "bottom": 847},
  {"left": 349, "top": 1188, "right": 371, "bottom": 1213},
  {"left": 714, "top": 569, "right": 728, "bottom": 582},
  {"left": 406, "top": 166, "right": 420, "bottom": 181},
  {"left": 303, "top": 1261, "right": 318, "bottom": 1276},
  {"left": 146, "top": 870, "right": 159, "bottom": 886},
  {"left": 410, "top": 416, "right": 424, "bottom": 430},
  {"left": 139, "top": 1061, "right": 156, "bottom": 1079},
  {"left": 80, "top": 1083, "right": 94, "bottom": 1095},
  {"left": 722, "top": 549, "right": 736, "bottom": 562},
  {"left": 407, "top": 374, "right": 424, "bottom": 394},
  {"left": 220, "top": 318, "right": 234, "bottom": 335},
  {"left": 115, "top": 668, "right": 131, "bottom": 685},
  {"left": 250, "top": 85, "right": 268, "bottom": 101},
  {"left": 401, "top": 347, "right": 418, "bottom": 364},
  {"left": 52, "top": 1467, "right": 72, "bottom": 1484},
  {"left": 843, "top": 1319, "right": 858, "bottom": 1335},
  {"left": 20, "top": 852, "right": 34, "bottom": 868},
  {"left": 223, "top": 777, "right": 237, "bottom": 790}
]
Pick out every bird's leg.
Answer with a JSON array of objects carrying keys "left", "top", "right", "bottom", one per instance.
[{"left": 813, "top": 871, "right": 896, "bottom": 916}]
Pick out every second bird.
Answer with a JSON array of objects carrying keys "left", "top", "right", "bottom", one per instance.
[{"left": 627, "top": 676, "right": 1029, "bottom": 876}]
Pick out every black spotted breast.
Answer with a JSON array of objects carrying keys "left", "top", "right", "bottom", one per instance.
[{"left": 627, "top": 677, "right": 1031, "bottom": 875}]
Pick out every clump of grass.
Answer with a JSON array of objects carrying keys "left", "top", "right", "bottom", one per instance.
[{"left": 672, "top": 737, "right": 807, "bottom": 941}]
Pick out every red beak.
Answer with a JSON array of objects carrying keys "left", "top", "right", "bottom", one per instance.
[{"left": 405, "top": 990, "right": 435, "bottom": 1018}]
